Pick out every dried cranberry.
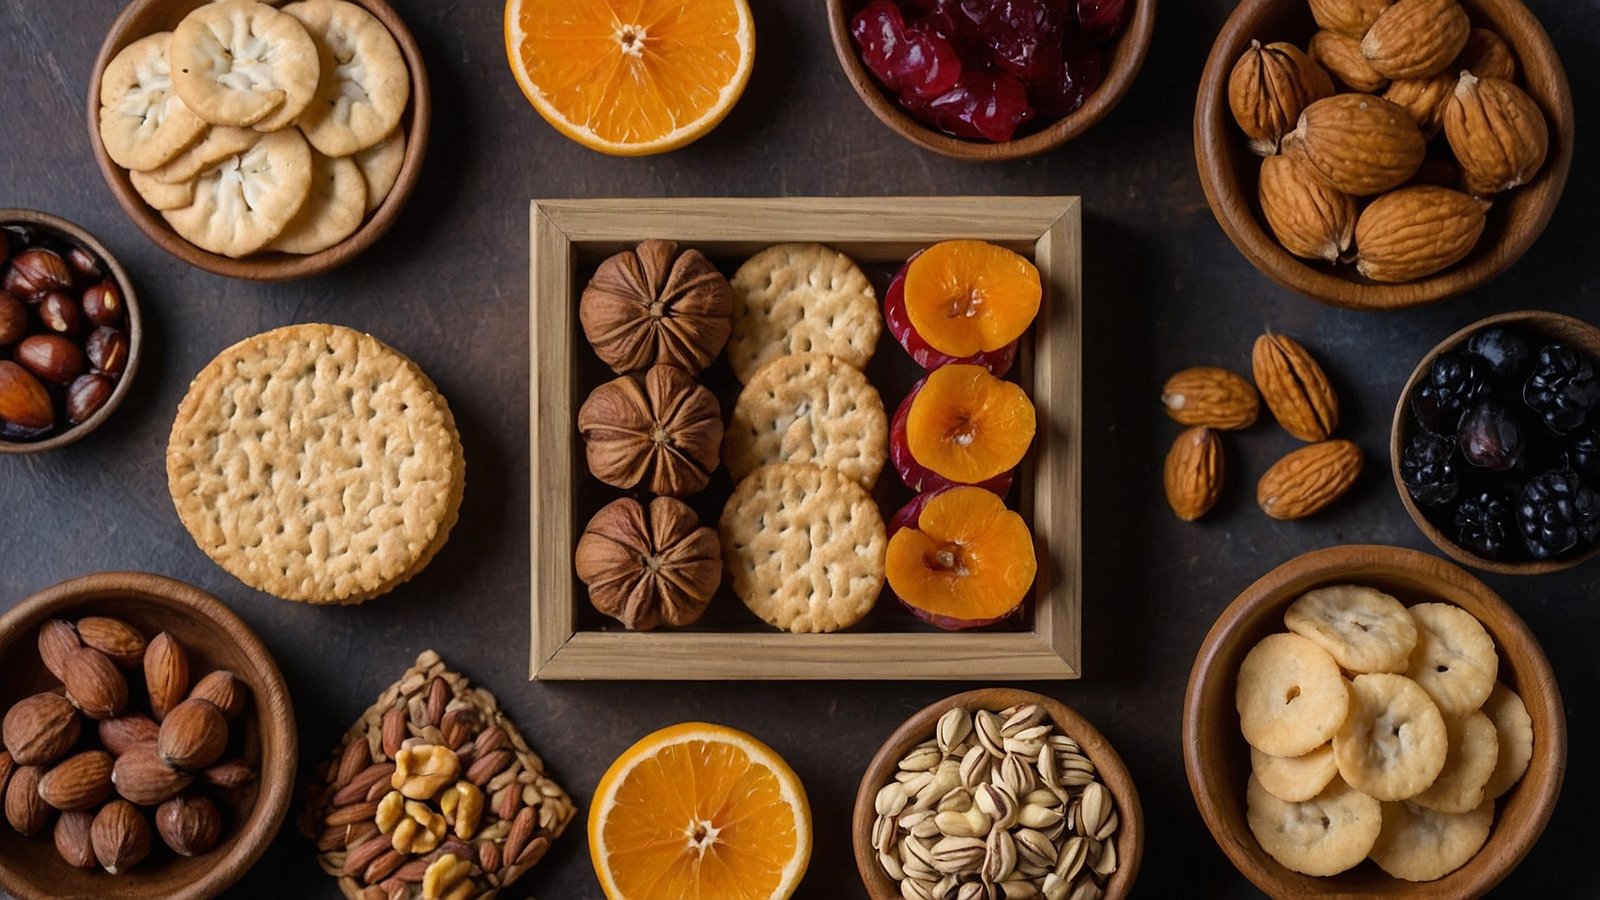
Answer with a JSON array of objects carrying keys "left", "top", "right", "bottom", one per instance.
[
  {"left": 962, "top": 0, "right": 1066, "bottom": 81},
  {"left": 1076, "top": 0, "right": 1129, "bottom": 40},
  {"left": 923, "top": 71, "right": 1034, "bottom": 142},
  {"left": 1030, "top": 31, "right": 1102, "bottom": 117},
  {"left": 852, "top": 1, "right": 963, "bottom": 101}
]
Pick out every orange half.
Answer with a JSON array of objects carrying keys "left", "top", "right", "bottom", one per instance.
[
  {"left": 589, "top": 722, "right": 812, "bottom": 900},
  {"left": 504, "top": 0, "right": 755, "bottom": 156}
]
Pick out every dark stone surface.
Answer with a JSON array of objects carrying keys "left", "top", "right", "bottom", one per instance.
[{"left": 1, "top": 0, "right": 1595, "bottom": 896}]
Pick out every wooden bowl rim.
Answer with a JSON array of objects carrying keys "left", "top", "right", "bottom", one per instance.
[
  {"left": 1389, "top": 309, "right": 1600, "bottom": 575},
  {"left": 1181, "top": 544, "right": 1567, "bottom": 898},
  {"left": 0, "top": 571, "right": 298, "bottom": 900},
  {"left": 85, "top": 0, "right": 431, "bottom": 282},
  {"left": 0, "top": 209, "right": 143, "bottom": 454},
  {"left": 1192, "top": 0, "right": 1574, "bottom": 310},
  {"left": 851, "top": 688, "right": 1145, "bottom": 898},
  {"left": 824, "top": 0, "right": 1157, "bottom": 161}
]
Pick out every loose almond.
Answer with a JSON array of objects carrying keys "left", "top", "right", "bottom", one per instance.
[
  {"left": 1161, "top": 367, "right": 1260, "bottom": 430},
  {"left": 1444, "top": 73, "right": 1548, "bottom": 196},
  {"left": 111, "top": 743, "right": 193, "bottom": 805},
  {"left": 38, "top": 750, "right": 114, "bottom": 811},
  {"left": 1361, "top": 0, "right": 1470, "bottom": 79},
  {"left": 189, "top": 670, "right": 249, "bottom": 719},
  {"left": 1252, "top": 334, "right": 1340, "bottom": 442},
  {"left": 1258, "top": 439, "right": 1364, "bottom": 519},
  {"left": 1307, "top": 30, "right": 1388, "bottom": 93},
  {"left": 158, "top": 699, "right": 230, "bottom": 771},
  {"left": 2, "top": 692, "right": 81, "bottom": 766},
  {"left": 1229, "top": 40, "right": 1335, "bottom": 155},
  {"left": 1354, "top": 186, "right": 1489, "bottom": 282},
  {"left": 99, "top": 714, "right": 161, "bottom": 756},
  {"left": 143, "top": 632, "right": 189, "bottom": 722},
  {"left": 75, "top": 617, "right": 147, "bottom": 668},
  {"left": 61, "top": 646, "right": 129, "bottom": 720},
  {"left": 1258, "top": 153, "right": 1356, "bottom": 262},
  {"left": 1308, "top": 0, "right": 1392, "bottom": 40},
  {"left": 1285, "top": 94, "right": 1425, "bottom": 196},
  {"left": 1164, "top": 427, "right": 1225, "bottom": 522}
]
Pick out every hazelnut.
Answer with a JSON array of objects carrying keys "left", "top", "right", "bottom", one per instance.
[
  {"left": 15, "top": 334, "right": 86, "bottom": 384},
  {"left": 85, "top": 326, "right": 128, "bottom": 376},
  {"left": 3, "top": 248, "right": 70, "bottom": 299},
  {"left": 0, "top": 360, "right": 54, "bottom": 432},
  {"left": 37, "top": 291, "right": 81, "bottom": 337},
  {"left": 2, "top": 692, "right": 81, "bottom": 767},
  {"left": 158, "top": 699, "right": 229, "bottom": 771},
  {"left": 66, "top": 247, "right": 103, "bottom": 283},
  {"left": 81, "top": 281, "right": 123, "bottom": 326},
  {"left": 155, "top": 793, "right": 223, "bottom": 857},
  {"left": 91, "top": 799, "right": 152, "bottom": 874},
  {"left": 66, "top": 374, "right": 114, "bottom": 424},
  {"left": 0, "top": 292, "right": 24, "bottom": 345}
]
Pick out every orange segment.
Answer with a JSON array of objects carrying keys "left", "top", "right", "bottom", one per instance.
[
  {"left": 904, "top": 240, "right": 1041, "bottom": 358},
  {"left": 906, "top": 364, "right": 1036, "bottom": 484},
  {"left": 504, "top": 0, "right": 755, "bottom": 156},
  {"left": 887, "top": 487, "right": 1036, "bottom": 625},
  {"left": 590, "top": 722, "right": 811, "bottom": 900}
]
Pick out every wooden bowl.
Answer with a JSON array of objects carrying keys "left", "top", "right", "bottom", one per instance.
[
  {"left": 1194, "top": 0, "right": 1573, "bottom": 309},
  {"left": 0, "top": 572, "right": 297, "bottom": 900},
  {"left": 852, "top": 688, "right": 1144, "bottom": 898},
  {"left": 1182, "top": 544, "right": 1566, "bottom": 898},
  {"left": 826, "top": 1, "right": 1157, "bottom": 161},
  {"left": 0, "top": 209, "right": 143, "bottom": 455},
  {"left": 1391, "top": 310, "right": 1600, "bottom": 575},
  {"left": 86, "top": 0, "right": 430, "bottom": 281}
]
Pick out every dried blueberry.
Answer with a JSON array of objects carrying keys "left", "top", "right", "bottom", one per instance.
[
  {"left": 1457, "top": 400, "right": 1525, "bottom": 471},
  {"left": 1465, "top": 327, "right": 1530, "bottom": 382},
  {"left": 1524, "top": 344, "right": 1600, "bottom": 434},
  {"left": 1454, "top": 488, "right": 1520, "bottom": 560},
  {"left": 1400, "top": 430, "right": 1461, "bottom": 507},
  {"left": 1412, "top": 353, "right": 1490, "bottom": 435},
  {"left": 1516, "top": 470, "right": 1600, "bottom": 559}
]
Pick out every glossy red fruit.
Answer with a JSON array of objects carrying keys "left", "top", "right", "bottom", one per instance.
[
  {"left": 889, "top": 378, "right": 1015, "bottom": 495},
  {"left": 853, "top": 0, "right": 964, "bottom": 101},
  {"left": 884, "top": 255, "right": 1017, "bottom": 375},
  {"left": 1029, "top": 31, "right": 1103, "bottom": 117},
  {"left": 922, "top": 71, "right": 1034, "bottom": 142},
  {"left": 1076, "top": 0, "right": 1129, "bottom": 40},
  {"left": 965, "top": 0, "right": 1066, "bottom": 81}
]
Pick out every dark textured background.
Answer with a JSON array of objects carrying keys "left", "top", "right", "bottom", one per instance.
[{"left": 1, "top": 0, "right": 1596, "bottom": 896}]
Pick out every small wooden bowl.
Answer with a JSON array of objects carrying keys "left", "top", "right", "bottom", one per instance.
[
  {"left": 0, "top": 572, "right": 297, "bottom": 900},
  {"left": 852, "top": 688, "right": 1144, "bottom": 898},
  {"left": 1182, "top": 544, "right": 1566, "bottom": 898},
  {"left": 1194, "top": 0, "right": 1574, "bottom": 309},
  {"left": 86, "top": 0, "right": 430, "bottom": 281},
  {"left": 0, "top": 209, "right": 143, "bottom": 455},
  {"left": 826, "top": 1, "right": 1156, "bottom": 161},
  {"left": 1391, "top": 310, "right": 1600, "bottom": 575}
]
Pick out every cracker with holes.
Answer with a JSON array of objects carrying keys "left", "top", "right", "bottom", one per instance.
[
  {"left": 98, "top": 32, "right": 208, "bottom": 171},
  {"left": 162, "top": 128, "right": 313, "bottom": 257},
  {"left": 1404, "top": 602, "right": 1498, "bottom": 718},
  {"left": 283, "top": 0, "right": 410, "bottom": 156},
  {"left": 1334, "top": 673, "right": 1448, "bottom": 801},
  {"left": 1252, "top": 743, "right": 1339, "bottom": 803},
  {"left": 1246, "top": 775, "right": 1382, "bottom": 877},
  {"left": 719, "top": 462, "right": 886, "bottom": 633},
  {"left": 1236, "top": 633, "right": 1351, "bottom": 758},
  {"left": 268, "top": 152, "right": 367, "bottom": 254},
  {"left": 1411, "top": 710, "right": 1498, "bottom": 814},
  {"left": 352, "top": 128, "right": 405, "bottom": 213},
  {"left": 172, "top": 0, "right": 321, "bottom": 130},
  {"left": 724, "top": 353, "right": 887, "bottom": 489},
  {"left": 167, "top": 323, "right": 464, "bottom": 604},
  {"left": 1369, "top": 800, "right": 1494, "bottom": 882},
  {"left": 727, "top": 243, "right": 880, "bottom": 383},
  {"left": 1481, "top": 682, "right": 1533, "bottom": 800},
  {"left": 1285, "top": 584, "right": 1419, "bottom": 674}
]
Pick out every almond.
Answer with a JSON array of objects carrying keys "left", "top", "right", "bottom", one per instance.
[
  {"left": 1354, "top": 186, "right": 1490, "bottom": 282},
  {"left": 1285, "top": 95, "right": 1425, "bottom": 196},
  {"left": 424, "top": 677, "right": 449, "bottom": 728},
  {"left": 1161, "top": 367, "right": 1260, "bottom": 430},
  {"left": 336, "top": 731, "right": 372, "bottom": 787},
  {"left": 440, "top": 708, "right": 477, "bottom": 751},
  {"left": 1307, "top": 30, "right": 1388, "bottom": 93},
  {"left": 1361, "top": 0, "right": 1470, "bottom": 79},
  {"left": 111, "top": 742, "right": 193, "bottom": 805},
  {"left": 75, "top": 617, "right": 147, "bottom": 668},
  {"left": 382, "top": 706, "right": 407, "bottom": 759},
  {"left": 1308, "top": 0, "right": 1392, "bottom": 40},
  {"left": 54, "top": 810, "right": 97, "bottom": 869},
  {"left": 1258, "top": 153, "right": 1357, "bottom": 263},
  {"left": 1258, "top": 440, "right": 1364, "bottom": 519},
  {"left": 2, "top": 692, "right": 81, "bottom": 766},
  {"left": 37, "top": 619, "right": 80, "bottom": 682},
  {"left": 91, "top": 799, "right": 152, "bottom": 874},
  {"left": 156, "top": 793, "right": 223, "bottom": 856},
  {"left": 0, "top": 750, "right": 13, "bottom": 798},
  {"left": 1444, "top": 73, "right": 1549, "bottom": 196},
  {"left": 143, "top": 632, "right": 189, "bottom": 722},
  {"left": 158, "top": 699, "right": 230, "bottom": 771},
  {"left": 1384, "top": 71, "right": 1456, "bottom": 136},
  {"left": 1252, "top": 334, "right": 1340, "bottom": 442},
  {"left": 38, "top": 750, "right": 114, "bottom": 811},
  {"left": 334, "top": 762, "right": 397, "bottom": 806},
  {"left": 4, "top": 764, "right": 50, "bottom": 836},
  {"left": 61, "top": 646, "right": 129, "bottom": 720},
  {"left": 99, "top": 714, "right": 161, "bottom": 756},
  {"left": 189, "top": 669, "right": 249, "bottom": 719},
  {"left": 1229, "top": 40, "right": 1335, "bottom": 155},
  {"left": 202, "top": 758, "right": 257, "bottom": 791},
  {"left": 1456, "top": 29, "right": 1517, "bottom": 82},
  {"left": 1164, "top": 427, "right": 1225, "bottom": 522},
  {"left": 344, "top": 833, "right": 391, "bottom": 877}
]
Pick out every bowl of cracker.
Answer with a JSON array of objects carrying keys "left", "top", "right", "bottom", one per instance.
[
  {"left": 87, "top": 0, "right": 429, "bottom": 281},
  {"left": 1182, "top": 544, "right": 1564, "bottom": 896}
]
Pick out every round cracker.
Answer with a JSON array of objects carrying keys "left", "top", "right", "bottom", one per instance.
[
  {"left": 727, "top": 243, "right": 880, "bottom": 383},
  {"left": 284, "top": 0, "right": 411, "bottom": 156},
  {"left": 268, "top": 153, "right": 367, "bottom": 254},
  {"left": 98, "top": 32, "right": 208, "bottom": 171},
  {"left": 718, "top": 462, "right": 885, "bottom": 634},
  {"left": 1335, "top": 673, "right": 1448, "bottom": 801},
  {"left": 352, "top": 128, "right": 405, "bottom": 213},
  {"left": 1236, "top": 633, "right": 1351, "bottom": 758},
  {"left": 1411, "top": 711, "right": 1498, "bottom": 814},
  {"left": 171, "top": 0, "right": 320, "bottom": 129},
  {"left": 1404, "top": 602, "right": 1498, "bottom": 718},
  {"left": 1369, "top": 800, "right": 1494, "bottom": 882},
  {"left": 1481, "top": 682, "right": 1533, "bottom": 800},
  {"left": 1246, "top": 775, "right": 1382, "bottom": 877},
  {"left": 129, "top": 168, "right": 195, "bottom": 211},
  {"left": 162, "top": 128, "right": 313, "bottom": 257},
  {"left": 724, "top": 353, "right": 887, "bottom": 489},
  {"left": 1252, "top": 743, "right": 1339, "bottom": 803},
  {"left": 146, "top": 125, "right": 260, "bottom": 185},
  {"left": 1284, "top": 584, "right": 1419, "bottom": 674}
]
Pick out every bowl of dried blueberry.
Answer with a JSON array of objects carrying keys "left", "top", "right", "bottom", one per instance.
[
  {"left": 1393, "top": 311, "right": 1600, "bottom": 575},
  {"left": 827, "top": 0, "right": 1156, "bottom": 161}
]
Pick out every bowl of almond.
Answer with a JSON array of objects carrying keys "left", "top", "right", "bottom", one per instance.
[
  {"left": 1195, "top": 0, "right": 1573, "bottom": 309},
  {"left": 0, "top": 572, "right": 296, "bottom": 900}
]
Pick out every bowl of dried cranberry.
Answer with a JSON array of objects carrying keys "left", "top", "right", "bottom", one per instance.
[
  {"left": 1392, "top": 311, "right": 1600, "bottom": 575},
  {"left": 0, "top": 210, "right": 142, "bottom": 454},
  {"left": 827, "top": 0, "right": 1156, "bottom": 160}
]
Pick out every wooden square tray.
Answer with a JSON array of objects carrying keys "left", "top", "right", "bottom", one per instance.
[{"left": 530, "top": 197, "right": 1081, "bottom": 680}]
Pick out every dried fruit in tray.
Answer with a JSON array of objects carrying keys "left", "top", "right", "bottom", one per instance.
[
  {"left": 891, "top": 364, "right": 1035, "bottom": 493},
  {"left": 888, "top": 240, "right": 1040, "bottom": 370},
  {"left": 886, "top": 486, "right": 1037, "bottom": 630}
]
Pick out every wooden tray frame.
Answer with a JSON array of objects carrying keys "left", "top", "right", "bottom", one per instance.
[{"left": 530, "top": 197, "right": 1082, "bottom": 680}]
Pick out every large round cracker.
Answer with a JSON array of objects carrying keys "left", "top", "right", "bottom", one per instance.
[
  {"left": 1246, "top": 775, "right": 1382, "bottom": 877},
  {"left": 727, "top": 243, "right": 880, "bottom": 383},
  {"left": 172, "top": 0, "right": 320, "bottom": 129},
  {"left": 283, "top": 0, "right": 411, "bottom": 156},
  {"left": 1481, "top": 682, "right": 1533, "bottom": 800},
  {"left": 1369, "top": 800, "right": 1494, "bottom": 882},
  {"left": 1252, "top": 743, "right": 1339, "bottom": 803},
  {"left": 98, "top": 32, "right": 208, "bottom": 171},
  {"left": 352, "top": 128, "right": 405, "bottom": 214},
  {"left": 268, "top": 152, "right": 367, "bottom": 254},
  {"left": 724, "top": 353, "right": 887, "bottom": 489},
  {"left": 1236, "top": 633, "right": 1351, "bottom": 758},
  {"left": 1335, "top": 673, "right": 1448, "bottom": 801},
  {"left": 162, "top": 128, "right": 312, "bottom": 257},
  {"left": 1404, "top": 602, "right": 1498, "bottom": 718},
  {"left": 1284, "top": 584, "right": 1419, "bottom": 673},
  {"left": 1411, "top": 710, "right": 1498, "bottom": 814}
]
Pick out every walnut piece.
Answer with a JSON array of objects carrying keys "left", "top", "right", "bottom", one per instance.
[
  {"left": 575, "top": 496, "right": 721, "bottom": 630},
  {"left": 577, "top": 365, "right": 722, "bottom": 496},
  {"left": 580, "top": 239, "right": 733, "bottom": 375}
]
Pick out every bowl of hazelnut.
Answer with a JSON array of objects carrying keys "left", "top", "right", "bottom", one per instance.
[
  {"left": 0, "top": 572, "right": 297, "bottom": 900},
  {"left": 0, "top": 210, "right": 141, "bottom": 453}
]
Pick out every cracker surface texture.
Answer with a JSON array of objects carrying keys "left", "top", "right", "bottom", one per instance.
[
  {"left": 99, "top": 32, "right": 208, "bottom": 171},
  {"left": 727, "top": 243, "right": 880, "bottom": 383},
  {"left": 284, "top": 0, "right": 411, "bottom": 156},
  {"left": 725, "top": 352, "right": 887, "bottom": 489}
]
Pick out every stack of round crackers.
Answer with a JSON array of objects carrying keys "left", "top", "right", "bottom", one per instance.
[
  {"left": 98, "top": 0, "right": 410, "bottom": 258},
  {"left": 719, "top": 243, "right": 890, "bottom": 634},
  {"left": 1236, "top": 584, "right": 1534, "bottom": 882}
]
